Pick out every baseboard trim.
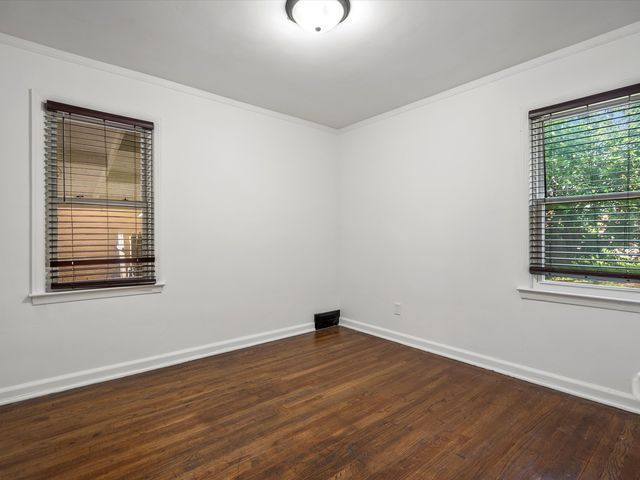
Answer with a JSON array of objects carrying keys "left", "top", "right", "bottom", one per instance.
[
  {"left": 341, "top": 317, "right": 640, "bottom": 414},
  {"left": 0, "top": 323, "right": 314, "bottom": 406}
]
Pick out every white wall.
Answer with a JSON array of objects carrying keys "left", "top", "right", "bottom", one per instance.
[
  {"left": 338, "top": 29, "right": 640, "bottom": 410},
  {"left": 3, "top": 26, "right": 640, "bottom": 411},
  {"left": 0, "top": 40, "right": 339, "bottom": 397}
]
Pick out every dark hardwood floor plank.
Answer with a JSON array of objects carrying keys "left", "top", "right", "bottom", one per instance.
[{"left": 1, "top": 326, "right": 639, "bottom": 479}]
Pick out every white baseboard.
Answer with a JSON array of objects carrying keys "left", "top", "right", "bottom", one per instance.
[
  {"left": 341, "top": 317, "right": 640, "bottom": 414},
  {"left": 0, "top": 323, "right": 314, "bottom": 406}
]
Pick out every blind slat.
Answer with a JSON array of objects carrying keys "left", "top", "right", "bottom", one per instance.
[
  {"left": 45, "top": 104, "right": 155, "bottom": 291},
  {"left": 529, "top": 84, "right": 640, "bottom": 282},
  {"left": 50, "top": 279, "right": 156, "bottom": 291}
]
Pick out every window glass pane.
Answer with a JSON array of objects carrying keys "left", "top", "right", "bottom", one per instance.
[
  {"left": 51, "top": 205, "right": 150, "bottom": 284},
  {"left": 56, "top": 119, "right": 143, "bottom": 202},
  {"left": 45, "top": 103, "right": 155, "bottom": 291},
  {"left": 544, "top": 199, "right": 640, "bottom": 274},
  {"left": 544, "top": 101, "right": 640, "bottom": 198}
]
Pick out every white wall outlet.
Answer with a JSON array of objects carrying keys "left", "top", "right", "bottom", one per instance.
[
  {"left": 633, "top": 372, "right": 640, "bottom": 400},
  {"left": 393, "top": 302, "right": 401, "bottom": 316}
]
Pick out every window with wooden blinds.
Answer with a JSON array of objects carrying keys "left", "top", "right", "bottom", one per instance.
[
  {"left": 45, "top": 101, "right": 155, "bottom": 291},
  {"left": 529, "top": 83, "right": 640, "bottom": 284}
]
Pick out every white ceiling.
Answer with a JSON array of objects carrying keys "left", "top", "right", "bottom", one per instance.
[{"left": 1, "top": 0, "right": 640, "bottom": 128}]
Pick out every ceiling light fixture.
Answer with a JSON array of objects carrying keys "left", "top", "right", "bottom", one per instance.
[{"left": 285, "top": 0, "right": 350, "bottom": 34}]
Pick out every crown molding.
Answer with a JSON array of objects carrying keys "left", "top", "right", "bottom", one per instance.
[
  {"left": 2, "top": 20, "right": 640, "bottom": 135},
  {"left": 339, "top": 21, "right": 640, "bottom": 134},
  {"left": 0, "top": 32, "right": 336, "bottom": 134}
]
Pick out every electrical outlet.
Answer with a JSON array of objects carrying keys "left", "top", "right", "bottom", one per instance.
[
  {"left": 633, "top": 372, "right": 640, "bottom": 400},
  {"left": 393, "top": 302, "right": 401, "bottom": 316}
]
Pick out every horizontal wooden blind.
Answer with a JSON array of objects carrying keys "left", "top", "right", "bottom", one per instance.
[
  {"left": 529, "top": 83, "right": 640, "bottom": 281},
  {"left": 45, "top": 101, "right": 155, "bottom": 290}
]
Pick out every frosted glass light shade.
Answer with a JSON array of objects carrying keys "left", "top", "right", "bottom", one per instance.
[{"left": 286, "top": 0, "right": 350, "bottom": 34}]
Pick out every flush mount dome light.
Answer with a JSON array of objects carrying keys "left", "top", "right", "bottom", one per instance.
[{"left": 285, "top": 0, "right": 350, "bottom": 33}]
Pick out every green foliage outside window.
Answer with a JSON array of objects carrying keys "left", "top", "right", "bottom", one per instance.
[{"left": 541, "top": 100, "right": 640, "bottom": 283}]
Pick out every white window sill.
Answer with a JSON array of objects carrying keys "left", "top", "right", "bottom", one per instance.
[
  {"left": 30, "top": 283, "right": 165, "bottom": 305},
  {"left": 517, "top": 286, "right": 640, "bottom": 313}
]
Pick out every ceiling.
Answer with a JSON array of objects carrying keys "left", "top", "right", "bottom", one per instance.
[{"left": 1, "top": 1, "right": 640, "bottom": 129}]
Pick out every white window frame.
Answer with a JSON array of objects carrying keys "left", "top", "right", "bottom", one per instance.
[
  {"left": 28, "top": 89, "right": 164, "bottom": 305},
  {"left": 517, "top": 102, "right": 640, "bottom": 313},
  {"left": 519, "top": 274, "right": 640, "bottom": 313}
]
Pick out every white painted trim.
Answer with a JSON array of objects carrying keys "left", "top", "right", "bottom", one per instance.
[
  {"left": 340, "top": 317, "right": 640, "bottom": 414},
  {"left": 0, "top": 323, "right": 314, "bottom": 406},
  {"left": 30, "top": 282, "right": 165, "bottom": 305},
  {"left": 0, "top": 33, "right": 335, "bottom": 134},
  {"left": 539, "top": 277, "right": 640, "bottom": 295},
  {"left": 4, "top": 23, "right": 640, "bottom": 135},
  {"left": 339, "top": 21, "right": 640, "bottom": 133},
  {"left": 29, "top": 89, "right": 45, "bottom": 298},
  {"left": 517, "top": 287, "right": 640, "bottom": 313}
]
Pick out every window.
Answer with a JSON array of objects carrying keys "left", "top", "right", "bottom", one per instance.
[
  {"left": 529, "top": 83, "right": 640, "bottom": 288},
  {"left": 44, "top": 101, "right": 155, "bottom": 291}
]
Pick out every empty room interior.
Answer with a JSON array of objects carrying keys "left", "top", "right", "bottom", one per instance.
[{"left": 3, "top": 0, "right": 640, "bottom": 478}]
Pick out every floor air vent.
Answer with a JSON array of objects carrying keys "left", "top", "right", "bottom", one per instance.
[{"left": 314, "top": 310, "right": 340, "bottom": 330}]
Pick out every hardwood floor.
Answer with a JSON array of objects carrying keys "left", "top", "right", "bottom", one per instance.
[{"left": 1, "top": 326, "right": 639, "bottom": 479}]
